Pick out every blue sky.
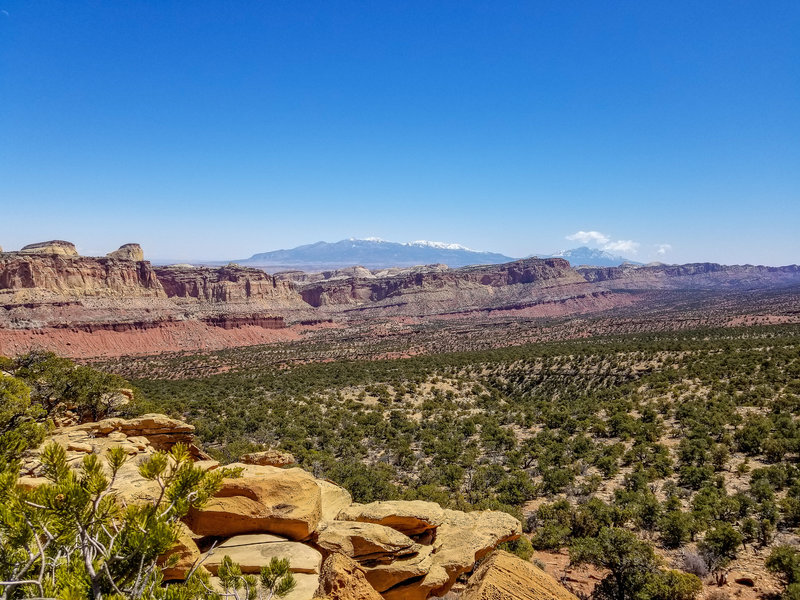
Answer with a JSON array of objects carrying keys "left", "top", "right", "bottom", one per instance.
[{"left": 1, "top": 1, "right": 798, "bottom": 265}]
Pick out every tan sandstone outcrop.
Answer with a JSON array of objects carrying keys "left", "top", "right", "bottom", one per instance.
[
  {"left": 20, "top": 414, "right": 218, "bottom": 505},
  {"left": 316, "top": 521, "right": 419, "bottom": 563},
  {"left": 185, "top": 463, "right": 322, "bottom": 541},
  {"left": 317, "top": 479, "right": 353, "bottom": 523},
  {"left": 461, "top": 550, "right": 579, "bottom": 600},
  {"left": 107, "top": 243, "right": 145, "bottom": 261},
  {"left": 362, "top": 546, "right": 434, "bottom": 593},
  {"left": 314, "top": 553, "right": 383, "bottom": 600},
  {"left": 19, "top": 240, "right": 79, "bottom": 256},
  {"left": 380, "top": 509, "right": 521, "bottom": 600},
  {"left": 240, "top": 449, "right": 297, "bottom": 467},
  {"left": 337, "top": 500, "right": 444, "bottom": 536},
  {"left": 204, "top": 534, "right": 322, "bottom": 575},
  {"left": 20, "top": 414, "right": 537, "bottom": 600}
]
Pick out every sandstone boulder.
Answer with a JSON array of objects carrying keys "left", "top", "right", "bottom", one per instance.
[
  {"left": 315, "top": 553, "right": 383, "bottom": 600},
  {"left": 159, "top": 522, "right": 201, "bottom": 581},
  {"left": 336, "top": 500, "right": 444, "bottom": 536},
  {"left": 316, "top": 521, "right": 419, "bottom": 562},
  {"left": 186, "top": 463, "right": 322, "bottom": 540},
  {"left": 240, "top": 449, "right": 296, "bottom": 467},
  {"left": 204, "top": 534, "right": 322, "bottom": 575},
  {"left": 461, "top": 550, "right": 578, "bottom": 600},
  {"left": 107, "top": 243, "right": 144, "bottom": 261},
  {"left": 317, "top": 479, "right": 353, "bottom": 522},
  {"left": 381, "top": 509, "right": 521, "bottom": 600},
  {"left": 19, "top": 240, "right": 78, "bottom": 256},
  {"left": 362, "top": 545, "right": 433, "bottom": 593}
]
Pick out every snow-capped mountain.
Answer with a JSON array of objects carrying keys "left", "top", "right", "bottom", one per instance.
[
  {"left": 240, "top": 238, "right": 514, "bottom": 271},
  {"left": 535, "top": 246, "right": 642, "bottom": 267}
]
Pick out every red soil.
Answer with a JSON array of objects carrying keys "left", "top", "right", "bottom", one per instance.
[{"left": 0, "top": 321, "right": 334, "bottom": 359}]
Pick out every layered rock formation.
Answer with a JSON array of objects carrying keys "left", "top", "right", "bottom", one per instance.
[
  {"left": 0, "top": 251, "right": 164, "bottom": 297},
  {"left": 19, "top": 240, "right": 79, "bottom": 256},
  {"left": 107, "top": 243, "right": 145, "bottom": 261},
  {"left": 20, "top": 414, "right": 536, "bottom": 600},
  {"left": 155, "top": 263, "right": 296, "bottom": 304},
  {"left": 0, "top": 243, "right": 308, "bottom": 357},
  {"left": 461, "top": 550, "right": 578, "bottom": 600},
  {"left": 578, "top": 262, "right": 800, "bottom": 290},
  {"left": 298, "top": 258, "right": 586, "bottom": 309},
  {"left": 2, "top": 240, "right": 799, "bottom": 358}
]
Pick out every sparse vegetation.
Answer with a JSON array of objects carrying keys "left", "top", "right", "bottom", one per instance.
[{"left": 118, "top": 323, "right": 799, "bottom": 597}]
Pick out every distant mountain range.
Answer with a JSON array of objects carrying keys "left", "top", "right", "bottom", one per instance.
[
  {"left": 240, "top": 238, "right": 515, "bottom": 270},
  {"left": 535, "top": 246, "right": 643, "bottom": 268},
  {"left": 238, "top": 238, "right": 639, "bottom": 271}
]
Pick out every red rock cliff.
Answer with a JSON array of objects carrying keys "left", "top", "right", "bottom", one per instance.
[
  {"left": 0, "top": 252, "right": 165, "bottom": 298},
  {"left": 154, "top": 264, "right": 299, "bottom": 303},
  {"left": 299, "top": 258, "right": 585, "bottom": 308}
]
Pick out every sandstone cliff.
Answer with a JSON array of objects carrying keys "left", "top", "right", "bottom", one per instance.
[
  {"left": 578, "top": 262, "right": 800, "bottom": 289},
  {"left": 19, "top": 240, "right": 79, "bottom": 256},
  {"left": 107, "top": 243, "right": 145, "bottom": 261},
  {"left": 0, "top": 252, "right": 165, "bottom": 298},
  {"left": 20, "top": 414, "right": 539, "bottom": 600},
  {"left": 155, "top": 264, "right": 298, "bottom": 304},
  {"left": 298, "top": 258, "right": 589, "bottom": 310},
  {"left": 3, "top": 240, "right": 799, "bottom": 359}
]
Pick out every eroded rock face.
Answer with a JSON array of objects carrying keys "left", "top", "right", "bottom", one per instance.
[
  {"left": 20, "top": 414, "right": 217, "bottom": 505},
  {"left": 18, "top": 413, "right": 529, "bottom": 600},
  {"left": 461, "top": 550, "right": 578, "bottom": 600},
  {"left": 362, "top": 545, "right": 434, "bottom": 593},
  {"left": 380, "top": 509, "right": 522, "bottom": 600},
  {"left": 107, "top": 243, "right": 145, "bottom": 262},
  {"left": 316, "top": 521, "right": 420, "bottom": 563},
  {"left": 240, "top": 449, "right": 296, "bottom": 467},
  {"left": 298, "top": 258, "right": 585, "bottom": 308},
  {"left": 0, "top": 253, "right": 165, "bottom": 297},
  {"left": 337, "top": 500, "right": 445, "bottom": 536},
  {"left": 204, "top": 534, "right": 322, "bottom": 575},
  {"left": 154, "top": 264, "right": 298, "bottom": 303},
  {"left": 578, "top": 262, "right": 800, "bottom": 290},
  {"left": 315, "top": 553, "right": 383, "bottom": 600},
  {"left": 185, "top": 463, "right": 322, "bottom": 541},
  {"left": 317, "top": 479, "right": 353, "bottom": 523},
  {"left": 19, "top": 240, "right": 79, "bottom": 256}
]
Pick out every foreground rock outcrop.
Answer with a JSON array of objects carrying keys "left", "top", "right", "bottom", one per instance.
[
  {"left": 186, "top": 463, "right": 323, "bottom": 541},
  {"left": 461, "top": 550, "right": 579, "bottom": 600},
  {"left": 18, "top": 413, "right": 539, "bottom": 599},
  {"left": 315, "top": 553, "right": 383, "bottom": 600}
]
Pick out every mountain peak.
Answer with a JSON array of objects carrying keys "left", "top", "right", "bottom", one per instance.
[
  {"left": 242, "top": 238, "right": 513, "bottom": 271},
  {"left": 548, "top": 246, "right": 642, "bottom": 267}
]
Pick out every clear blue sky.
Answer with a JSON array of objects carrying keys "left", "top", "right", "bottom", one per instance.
[{"left": 1, "top": 1, "right": 798, "bottom": 264}]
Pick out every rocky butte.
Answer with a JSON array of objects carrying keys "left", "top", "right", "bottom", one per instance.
[{"left": 18, "top": 411, "right": 576, "bottom": 600}]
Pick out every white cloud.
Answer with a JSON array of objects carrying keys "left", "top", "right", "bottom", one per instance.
[
  {"left": 603, "top": 239, "right": 640, "bottom": 254},
  {"left": 565, "top": 230, "right": 640, "bottom": 255},
  {"left": 566, "top": 230, "right": 610, "bottom": 246},
  {"left": 656, "top": 244, "right": 672, "bottom": 256}
]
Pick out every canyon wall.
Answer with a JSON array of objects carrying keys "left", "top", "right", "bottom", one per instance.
[
  {"left": 155, "top": 264, "right": 297, "bottom": 304},
  {"left": 0, "top": 252, "right": 165, "bottom": 298},
  {"left": 2, "top": 241, "right": 799, "bottom": 358},
  {"left": 299, "top": 258, "right": 586, "bottom": 308},
  {"left": 578, "top": 262, "right": 800, "bottom": 289}
]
